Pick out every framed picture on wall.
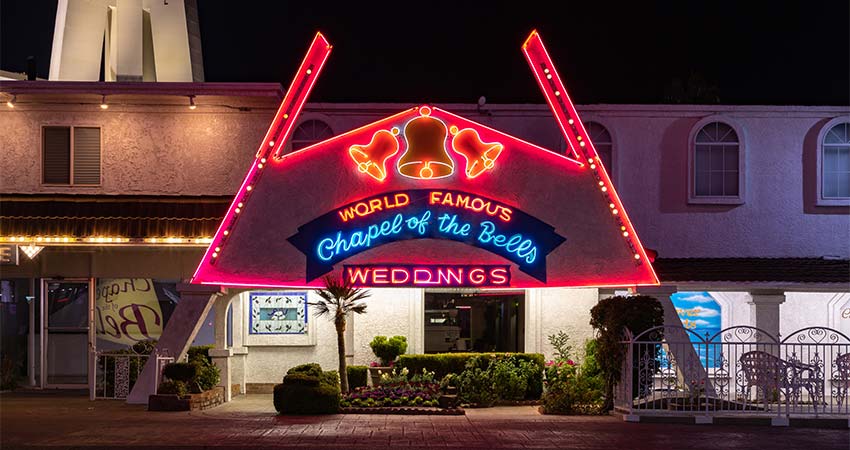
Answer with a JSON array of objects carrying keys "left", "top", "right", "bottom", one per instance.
[{"left": 248, "top": 291, "right": 308, "bottom": 335}]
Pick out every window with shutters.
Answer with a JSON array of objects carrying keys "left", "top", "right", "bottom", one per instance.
[{"left": 42, "top": 126, "right": 101, "bottom": 186}]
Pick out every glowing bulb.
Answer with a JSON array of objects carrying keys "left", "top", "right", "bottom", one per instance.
[
  {"left": 100, "top": 95, "right": 108, "bottom": 109},
  {"left": 237, "top": 202, "right": 244, "bottom": 208},
  {"left": 634, "top": 253, "right": 641, "bottom": 259},
  {"left": 188, "top": 96, "right": 197, "bottom": 110},
  {"left": 260, "top": 158, "right": 267, "bottom": 163},
  {"left": 579, "top": 141, "right": 586, "bottom": 147},
  {"left": 609, "top": 203, "right": 615, "bottom": 209},
  {"left": 576, "top": 136, "right": 582, "bottom": 141},
  {"left": 223, "top": 230, "right": 229, "bottom": 236},
  {"left": 554, "top": 91, "right": 560, "bottom": 96},
  {"left": 544, "top": 68, "right": 550, "bottom": 74},
  {"left": 623, "top": 231, "right": 629, "bottom": 237},
  {"left": 6, "top": 95, "right": 15, "bottom": 108},
  {"left": 215, "top": 247, "right": 221, "bottom": 252},
  {"left": 306, "top": 69, "right": 312, "bottom": 74},
  {"left": 546, "top": 74, "right": 552, "bottom": 79},
  {"left": 234, "top": 208, "right": 241, "bottom": 214},
  {"left": 212, "top": 252, "right": 218, "bottom": 258},
  {"left": 620, "top": 226, "right": 627, "bottom": 231},
  {"left": 257, "top": 163, "right": 264, "bottom": 169},
  {"left": 246, "top": 186, "right": 253, "bottom": 191},
  {"left": 601, "top": 186, "right": 608, "bottom": 192},
  {"left": 590, "top": 164, "right": 596, "bottom": 169},
  {"left": 283, "top": 114, "right": 289, "bottom": 119},
  {"left": 612, "top": 209, "right": 619, "bottom": 215},
  {"left": 598, "top": 181, "right": 604, "bottom": 186},
  {"left": 568, "top": 119, "right": 574, "bottom": 125},
  {"left": 269, "top": 141, "right": 275, "bottom": 147}
]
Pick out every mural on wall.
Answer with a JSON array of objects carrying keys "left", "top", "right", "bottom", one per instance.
[
  {"left": 670, "top": 291, "right": 722, "bottom": 367},
  {"left": 249, "top": 292, "right": 308, "bottom": 335}
]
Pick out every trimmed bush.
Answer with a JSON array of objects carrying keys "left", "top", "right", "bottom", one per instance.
[
  {"left": 286, "top": 363, "right": 323, "bottom": 378},
  {"left": 398, "top": 353, "right": 545, "bottom": 400},
  {"left": 162, "top": 362, "right": 197, "bottom": 383},
  {"left": 274, "top": 363, "right": 340, "bottom": 414},
  {"left": 158, "top": 379, "right": 188, "bottom": 397},
  {"left": 369, "top": 336, "right": 408, "bottom": 366},
  {"left": 397, "top": 352, "right": 544, "bottom": 398},
  {"left": 187, "top": 345, "right": 214, "bottom": 364},
  {"left": 347, "top": 366, "right": 368, "bottom": 389},
  {"left": 274, "top": 382, "right": 340, "bottom": 414},
  {"left": 192, "top": 360, "right": 221, "bottom": 392}
]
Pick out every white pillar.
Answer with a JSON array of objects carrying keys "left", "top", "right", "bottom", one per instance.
[
  {"left": 113, "top": 0, "right": 144, "bottom": 81},
  {"left": 49, "top": 0, "right": 109, "bottom": 81},
  {"left": 748, "top": 290, "right": 786, "bottom": 341},
  {"left": 210, "top": 294, "right": 232, "bottom": 402}
]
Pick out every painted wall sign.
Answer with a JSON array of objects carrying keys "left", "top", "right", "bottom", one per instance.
[
  {"left": 344, "top": 264, "right": 511, "bottom": 287},
  {"left": 192, "top": 31, "right": 659, "bottom": 290},
  {"left": 288, "top": 190, "right": 564, "bottom": 282},
  {"left": 0, "top": 244, "right": 18, "bottom": 266},
  {"left": 96, "top": 278, "right": 164, "bottom": 345},
  {"left": 248, "top": 292, "right": 308, "bottom": 334}
]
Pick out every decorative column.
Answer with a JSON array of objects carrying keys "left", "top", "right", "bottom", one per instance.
[
  {"left": 127, "top": 283, "right": 226, "bottom": 404},
  {"left": 748, "top": 290, "right": 786, "bottom": 342},
  {"left": 210, "top": 293, "right": 233, "bottom": 402}
]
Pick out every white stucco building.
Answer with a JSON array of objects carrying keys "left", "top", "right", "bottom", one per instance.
[{"left": 0, "top": 4, "right": 847, "bottom": 401}]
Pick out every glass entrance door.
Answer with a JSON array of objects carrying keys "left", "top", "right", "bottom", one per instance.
[{"left": 41, "top": 279, "right": 93, "bottom": 388}]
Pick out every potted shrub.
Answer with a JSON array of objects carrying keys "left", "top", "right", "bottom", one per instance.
[{"left": 368, "top": 335, "right": 407, "bottom": 386}]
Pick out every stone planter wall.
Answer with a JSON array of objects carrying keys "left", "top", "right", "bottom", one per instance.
[{"left": 148, "top": 387, "right": 226, "bottom": 412}]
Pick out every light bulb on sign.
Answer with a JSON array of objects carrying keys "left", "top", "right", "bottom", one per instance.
[{"left": 20, "top": 245, "right": 44, "bottom": 259}]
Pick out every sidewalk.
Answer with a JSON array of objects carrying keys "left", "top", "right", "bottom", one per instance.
[{"left": 1, "top": 392, "right": 847, "bottom": 449}]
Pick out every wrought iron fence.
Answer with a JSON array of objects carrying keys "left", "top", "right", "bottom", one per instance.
[
  {"left": 615, "top": 325, "right": 850, "bottom": 418},
  {"left": 92, "top": 348, "right": 174, "bottom": 400}
]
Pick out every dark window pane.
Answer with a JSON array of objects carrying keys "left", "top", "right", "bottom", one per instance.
[
  {"left": 723, "top": 146, "right": 739, "bottom": 171},
  {"left": 695, "top": 145, "right": 709, "bottom": 169},
  {"left": 695, "top": 171, "right": 710, "bottom": 196},
  {"left": 710, "top": 147, "right": 724, "bottom": 171},
  {"left": 43, "top": 127, "right": 71, "bottom": 184},
  {"left": 710, "top": 172, "right": 724, "bottom": 196},
  {"left": 724, "top": 171, "right": 739, "bottom": 196},
  {"left": 823, "top": 172, "right": 839, "bottom": 198}
]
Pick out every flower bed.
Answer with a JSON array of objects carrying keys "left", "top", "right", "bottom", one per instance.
[{"left": 341, "top": 381, "right": 441, "bottom": 408}]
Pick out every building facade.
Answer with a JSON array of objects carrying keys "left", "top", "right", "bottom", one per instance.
[{"left": 1, "top": 80, "right": 848, "bottom": 397}]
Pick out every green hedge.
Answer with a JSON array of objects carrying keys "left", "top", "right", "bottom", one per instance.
[
  {"left": 274, "top": 363, "right": 340, "bottom": 414},
  {"left": 397, "top": 353, "right": 545, "bottom": 399},
  {"left": 397, "top": 353, "right": 544, "bottom": 378},
  {"left": 347, "top": 365, "right": 368, "bottom": 389}
]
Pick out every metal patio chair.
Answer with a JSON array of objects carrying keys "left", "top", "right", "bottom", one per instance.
[{"left": 739, "top": 350, "right": 823, "bottom": 407}]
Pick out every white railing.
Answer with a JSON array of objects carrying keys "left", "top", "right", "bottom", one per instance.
[
  {"left": 92, "top": 348, "right": 174, "bottom": 400},
  {"left": 615, "top": 326, "right": 850, "bottom": 418}
]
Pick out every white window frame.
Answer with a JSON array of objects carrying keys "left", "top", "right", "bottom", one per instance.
[
  {"left": 40, "top": 124, "right": 103, "bottom": 187},
  {"left": 687, "top": 116, "right": 746, "bottom": 205},
  {"left": 816, "top": 116, "right": 850, "bottom": 207}
]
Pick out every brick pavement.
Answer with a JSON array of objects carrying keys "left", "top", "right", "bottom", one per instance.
[{"left": 1, "top": 392, "right": 847, "bottom": 449}]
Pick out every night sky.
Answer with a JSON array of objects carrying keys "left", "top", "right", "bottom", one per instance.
[{"left": 2, "top": 0, "right": 848, "bottom": 105}]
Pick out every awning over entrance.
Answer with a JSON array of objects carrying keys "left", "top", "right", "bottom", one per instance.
[{"left": 0, "top": 194, "right": 229, "bottom": 244}]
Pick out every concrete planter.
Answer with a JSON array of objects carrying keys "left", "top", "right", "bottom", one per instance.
[{"left": 368, "top": 367, "right": 391, "bottom": 386}]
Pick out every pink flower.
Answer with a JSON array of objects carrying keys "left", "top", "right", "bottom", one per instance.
[{"left": 566, "top": 360, "right": 575, "bottom": 366}]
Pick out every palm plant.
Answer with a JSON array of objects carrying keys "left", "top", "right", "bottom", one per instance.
[{"left": 312, "top": 275, "right": 370, "bottom": 392}]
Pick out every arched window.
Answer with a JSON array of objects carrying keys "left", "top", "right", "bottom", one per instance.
[
  {"left": 821, "top": 121, "right": 850, "bottom": 200},
  {"left": 692, "top": 121, "right": 742, "bottom": 201},
  {"left": 584, "top": 121, "right": 613, "bottom": 173},
  {"left": 291, "top": 119, "right": 334, "bottom": 151}
]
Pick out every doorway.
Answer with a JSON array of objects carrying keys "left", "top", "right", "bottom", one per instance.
[
  {"left": 424, "top": 291, "right": 524, "bottom": 353},
  {"left": 41, "top": 279, "right": 93, "bottom": 388}
]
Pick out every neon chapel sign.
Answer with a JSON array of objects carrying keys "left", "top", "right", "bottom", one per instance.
[{"left": 287, "top": 190, "right": 565, "bottom": 283}]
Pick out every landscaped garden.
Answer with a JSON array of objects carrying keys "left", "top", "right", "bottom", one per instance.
[{"left": 270, "top": 278, "right": 664, "bottom": 416}]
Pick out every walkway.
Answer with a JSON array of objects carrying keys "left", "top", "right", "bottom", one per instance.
[{"left": 1, "top": 393, "right": 847, "bottom": 449}]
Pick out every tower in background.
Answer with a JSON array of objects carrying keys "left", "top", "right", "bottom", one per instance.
[{"left": 49, "top": 0, "right": 204, "bottom": 82}]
